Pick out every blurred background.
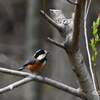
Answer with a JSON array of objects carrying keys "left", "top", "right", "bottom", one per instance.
[{"left": 0, "top": 0, "right": 100, "bottom": 100}]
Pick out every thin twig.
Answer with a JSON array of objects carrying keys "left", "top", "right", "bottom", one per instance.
[
  {"left": 92, "top": 19, "right": 100, "bottom": 91},
  {"left": 43, "top": 0, "right": 46, "bottom": 12},
  {"left": 47, "top": 37, "right": 65, "bottom": 49},
  {"left": 0, "top": 77, "right": 33, "bottom": 94},
  {"left": 66, "top": 0, "right": 78, "bottom": 5},
  {"left": 0, "top": 67, "right": 82, "bottom": 98},
  {"left": 84, "top": 0, "right": 97, "bottom": 92},
  {"left": 39, "top": 10, "right": 62, "bottom": 29}
]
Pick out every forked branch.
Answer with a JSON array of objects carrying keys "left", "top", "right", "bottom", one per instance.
[{"left": 0, "top": 67, "right": 83, "bottom": 98}]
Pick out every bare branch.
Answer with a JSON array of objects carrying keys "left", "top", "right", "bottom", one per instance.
[
  {"left": 66, "top": 0, "right": 78, "bottom": 5},
  {"left": 0, "top": 67, "right": 30, "bottom": 77},
  {"left": 0, "top": 67, "right": 83, "bottom": 98},
  {"left": 70, "top": 0, "right": 86, "bottom": 51},
  {"left": 47, "top": 37, "right": 65, "bottom": 49},
  {"left": 39, "top": 10, "right": 62, "bottom": 30},
  {"left": 49, "top": 9, "right": 74, "bottom": 39},
  {"left": 84, "top": 0, "right": 97, "bottom": 92},
  {"left": 0, "top": 77, "right": 33, "bottom": 94},
  {"left": 39, "top": 1, "right": 100, "bottom": 99}
]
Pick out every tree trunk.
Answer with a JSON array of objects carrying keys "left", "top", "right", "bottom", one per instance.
[{"left": 44, "top": 0, "right": 81, "bottom": 100}]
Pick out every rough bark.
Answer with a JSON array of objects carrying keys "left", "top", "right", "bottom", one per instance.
[{"left": 43, "top": 0, "right": 79, "bottom": 100}]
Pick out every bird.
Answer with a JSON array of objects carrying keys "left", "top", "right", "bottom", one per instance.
[{"left": 18, "top": 49, "right": 49, "bottom": 78}]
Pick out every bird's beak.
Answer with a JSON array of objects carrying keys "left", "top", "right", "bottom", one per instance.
[{"left": 47, "top": 51, "right": 50, "bottom": 54}]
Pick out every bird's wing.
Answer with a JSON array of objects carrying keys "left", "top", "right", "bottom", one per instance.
[
  {"left": 23, "top": 58, "right": 37, "bottom": 66},
  {"left": 18, "top": 58, "right": 37, "bottom": 71}
]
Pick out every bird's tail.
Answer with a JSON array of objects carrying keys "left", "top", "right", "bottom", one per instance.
[{"left": 18, "top": 66, "right": 25, "bottom": 71}]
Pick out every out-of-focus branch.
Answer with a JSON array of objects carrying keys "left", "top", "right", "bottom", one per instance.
[
  {"left": 0, "top": 43, "right": 25, "bottom": 54},
  {"left": 66, "top": 0, "right": 78, "bottom": 5},
  {"left": 0, "top": 67, "right": 83, "bottom": 98},
  {"left": 0, "top": 53, "right": 20, "bottom": 68}
]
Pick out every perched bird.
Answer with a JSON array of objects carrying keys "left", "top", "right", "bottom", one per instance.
[{"left": 18, "top": 49, "right": 49, "bottom": 77}]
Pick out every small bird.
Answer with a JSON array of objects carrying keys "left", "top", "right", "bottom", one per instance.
[{"left": 18, "top": 49, "right": 49, "bottom": 77}]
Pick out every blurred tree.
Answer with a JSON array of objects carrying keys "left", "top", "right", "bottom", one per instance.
[
  {"left": 24, "top": 0, "right": 44, "bottom": 100},
  {"left": 24, "top": 0, "right": 53, "bottom": 100}
]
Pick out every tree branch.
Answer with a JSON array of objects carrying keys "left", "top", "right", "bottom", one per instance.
[
  {"left": 39, "top": 10, "right": 62, "bottom": 30},
  {"left": 70, "top": 0, "right": 86, "bottom": 51},
  {"left": 47, "top": 37, "right": 65, "bottom": 49},
  {"left": 0, "top": 67, "right": 83, "bottom": 98},
  {"left": 42, "top": 1, "right": 100, "bottom": 99},
  {"left": 84, "top": 0, "right": 97, "bottom": 92},
  {"left": 0, "top": 77, "right": 33, "bottom": 94}
]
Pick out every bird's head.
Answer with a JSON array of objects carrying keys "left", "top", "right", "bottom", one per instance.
[{"left": 34, "top": 49, "right": 49, "bottom": 60}]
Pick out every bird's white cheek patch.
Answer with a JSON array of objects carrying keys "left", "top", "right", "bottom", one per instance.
[{"left": 37, "top": 54, "right": 46, "bottom": 60}]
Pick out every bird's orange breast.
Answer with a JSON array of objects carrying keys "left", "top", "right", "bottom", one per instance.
[{"left": 27, "top": 59, "right": 46, "bottom": 72}]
